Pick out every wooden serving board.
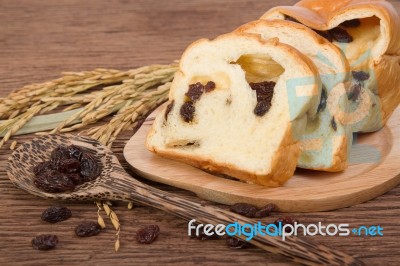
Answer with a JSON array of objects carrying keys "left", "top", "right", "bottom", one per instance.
[{"left": 124, "top": 104, "right": 400, "bottom": 212}]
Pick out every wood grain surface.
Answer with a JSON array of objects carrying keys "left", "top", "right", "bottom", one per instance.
[
  {"left": 0, "top": 1, "right": 399, "bottom": 265},
  {"left": 125, "top": 104, "right": 400, "bottom": 212}
]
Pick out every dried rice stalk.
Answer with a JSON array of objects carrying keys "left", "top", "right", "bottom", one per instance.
[
  {"left": 0, "top": 104, "right": 45, "bottom": 148},
  {"left": 95, "top": 201, "right": 106, "bottom": 229},
  {"left": 10, "top": 140, "right": 17, "bottom": 150},
  {"left": 50, "top": 68, "right": 175, "bottom": 134},
  {"left": 115, "top": 239, "right": 120, "bottom": 252},
  {"left": 103, "top": 202, "right": 121, "bottom": 252},
  {"left": 0, "top": 74, "right": 111, "bottom": 118},
  {"left": 0, "top": 63, "right": 178, "bottom": 148},
  {"left": 88, "top": 82, "right": 171, "bottom": 146}
]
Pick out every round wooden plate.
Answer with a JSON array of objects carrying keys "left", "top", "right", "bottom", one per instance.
[{"left": 124, "top": 105, "right": 400, "bottom": 212}]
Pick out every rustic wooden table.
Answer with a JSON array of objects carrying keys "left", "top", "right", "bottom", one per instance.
[{"left": 1, "top": 0, "right": 399, "bottom": 265}]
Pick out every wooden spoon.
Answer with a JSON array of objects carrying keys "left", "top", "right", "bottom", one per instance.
[{"left": 7, "top": 134, "right": 363, "bottom": 266}]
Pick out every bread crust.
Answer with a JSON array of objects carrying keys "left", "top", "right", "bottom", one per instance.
[
  {"left": 373, "top": 54, "right": 400, "bottom": 125},
  {"left": 261, "top": 0, "right": 400, "bottom": 127},
  {"left": 329, "top": 135, "right": 349, "bottom": 172},
  {"left": 236, "top": 19, "right": 350, "bottom": 76}
]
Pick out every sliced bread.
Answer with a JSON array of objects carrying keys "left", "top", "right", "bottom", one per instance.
[
  {"left": 235, "top": 19, "right": 352, "bottom": 171},
  {"left": 146, "top": 33, "right": 321, "bottom": 186},
  {"left": 261, "top": 0, "right": 400, "bottom": 133}
]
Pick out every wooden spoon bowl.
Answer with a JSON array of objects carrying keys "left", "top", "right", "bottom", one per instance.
[
  {"left": 7, "top": 134, "right": 129, "bottom": 202},
  {"left": 7, "top": 134, "right": 363, "bottom": 266}
]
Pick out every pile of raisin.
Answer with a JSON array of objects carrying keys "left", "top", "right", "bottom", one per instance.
[
  {"left": 32, "top": 234, "right": 59, "bottom": 250},
  {"left": 41, "top": 206, "right": 72, "bottom": 223},
  {"left": 180, "top": 81, "right": 216, "bottom": 123},
  {"left": 33, "top": 145, "right": 101, "bottom": 193},
  {"left": 136, "top": 225, "right": 160, "bottom": 244},
  {"left": 250, "top": 81, "right": 276, "bottom": 117},
  {"left": 230, "top": 203, "right": 277, "bottom": 218}
]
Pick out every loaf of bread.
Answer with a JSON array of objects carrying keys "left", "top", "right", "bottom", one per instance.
[
  {"left": 146, "top": 33, "right": 321, "bottom": 186},
  {"left": 261, "top": 0, "right": 400, "bottom": 133},
  {"left": 236, "top": 20, "right": 353, "bottom": 171}
]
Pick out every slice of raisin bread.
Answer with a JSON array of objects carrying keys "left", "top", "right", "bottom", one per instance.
[
  {"left": 261, "top": 0, "right": 400, "bottom": 133},
  {"left": 146, "top": 33, "right": 321, "bottom": 187},
  {"left": 236, "top": 19, "right": 352, "bottom": 172}
]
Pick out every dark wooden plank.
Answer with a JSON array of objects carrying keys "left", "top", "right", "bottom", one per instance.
[{"left": 0, "top": 0, "right": 399, "bottom": 265}]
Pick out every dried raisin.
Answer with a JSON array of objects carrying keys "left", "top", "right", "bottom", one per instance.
[
  {"left": 34, "top": 170, "right": 75, "bottom": 193},
  {"left": 331, "top": 117, "right": 337, "bottom": 131},
  {"left": 254, "top": 203, "right": 277, "bottom": 218},
  {"left": 41, "top": 206, "right": 72, "bottom": 223},
  {"left": 190, "top": 226, "right": 220, "bottom": 240},
  {"left": 249, "top": 81, "right": 276, "bottom": 92},
  {"left": 164, "top": 100, "right": 174, "bottom": 121},
  {"left": 226, "top": 236, "right": 249, "bottom": 249},
  {"left": 32, "top": 235, "right": 58, "bottom": 250},
  {"left": 329, "top": 27, "right": 353, "bottom": 43},
  {"left": 340, "top": 19, "right": 361, "bottom": 28},
  {"left": 75, "top": 222, "right": 101, "bottom": 237},
  {"left": 204, "top": 81, "right": 216, "bottom": 92},
  {"left": 59, "top": 158, "right": 80, "bottom": 174},
  {"left": 230, "top": 203, "right": 258, "bottom": 218},
  {"left": 348, "top": 84, "right": 362, "bottom": 101},
  {"left": 33, "top": 161, "right": 53, "bottom": 176},
  {"left": 50, "top": 146, "right": 70, "bottom": 169},
  {"left": 80, "top": 153, "right": 100, "bottom": 182},
  {"left": 66, "top": 173, "right": 83, "bottom": 185},
  {"left": 315, "top": 30, "right": 333, "bottom": 42},
  {"left": 186, "top": 82, "right": 204, "bottom": 102},
  {"left": 352, "top": 71, "right": 370, "bottom": 82},
  {"left": 317, "top": 87, "right": 328, "bottom": 112},
  {"left": 250, "top": 81, "right": 275, "bottom": 117},
  {"left": 254, "top": 101, "right": 272, "bottom": 117},
  {"left": 136, "top": 225, "right": 160, "bottom": 244},
  {"left": 274, "top": 217, "right": 299, "bottom": 233},
  {"left": 180, "top": 102, "right": 195, "bottom": 122},
  {"left": 284, "top": 15, "right": 299, "bottom": 23},
  {"left": 68, "top": 145, "right": 83, "bottom": 160}
]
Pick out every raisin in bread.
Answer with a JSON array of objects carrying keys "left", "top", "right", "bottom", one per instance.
[
  {"left": 146, "top": 33, "right": 321, "bottom": 187},
  {"left": 261, "top": 0, "right": 400, "bottom": 133},
  {"left": 236, "top": 19, "right": 352, "bottom": 171}
]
